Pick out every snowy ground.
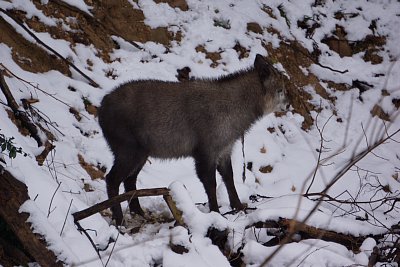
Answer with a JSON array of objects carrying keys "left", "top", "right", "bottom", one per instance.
[{"left": 1, "top": 0, "right": 400, "bottom": 266}]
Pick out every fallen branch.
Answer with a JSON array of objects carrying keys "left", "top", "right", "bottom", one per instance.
[
  {"left": 249, "top": 218, "right": 384, "bottom": 252},
  {"left": 0, "top": 70, "right": 43, "bottom": 146},
  {"left": 163, "top": 194, "right": 185, "bottom": 226},
  {"left": 72, "top": 188, "right": 170, "bottom": 222}
]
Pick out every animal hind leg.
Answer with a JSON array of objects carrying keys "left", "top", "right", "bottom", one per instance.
[
  {"left": 123, "top": 155, "right": 148, "bottom": 216},
  {"left": 106, "top": 156, "right": 135, "bottom": 225},
  {"left": 217, "top": 156, "right": 245, "bottom": 211}
]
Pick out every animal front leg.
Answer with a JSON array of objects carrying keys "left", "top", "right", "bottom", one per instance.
[
  {"left": 217, "top": 156, "right": 245, "bottom": 211},
  {"left": 194, "top": 156, "right": 219, "bottom": 212}
]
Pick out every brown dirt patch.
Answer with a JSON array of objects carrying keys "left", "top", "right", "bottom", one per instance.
[
  {"left": 195, "top": 45, "right": 222, "bottom": 68},
  {"left": 263, "top": 40, "right": 335, "bottom": 130},
  {"left": 6, "top": 0, "right": 177, "bottom": 70},
  {"left": 353, "top": 35, "right": 386, "bottom": 65},
  {"left": 0, "top": 16, "right": 70, "bottom": 75},
  {"left": 322, "top": 25, "right": 353, "bottom": 58},
  {"left": 259, "top": 165, "right": 273, "bottom": 173},
  {"left": 371, "top": 104, "right": 390, "bottom": 121},
  {"left": 78, "top": 154, "right": 105, "bottom": 180},
  {"left": 322, "top": 25, "right": 385, "bottom": 64},
  {"left": 233, "top": 42, "right": 249, "bottom": 59},
  {"left": 247, "top": 22, "right": 263, "bottom": 34},
  {"left": 154, "top": 0, "right": 189, "bottom": 11}
]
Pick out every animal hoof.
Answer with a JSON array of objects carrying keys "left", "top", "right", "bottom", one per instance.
[
  {"left": 112, "top": 216, "right": 123, "bottom": 226},
  {"left": 130, "top": 207, "right": 145, "bottom": 217},
  {"left": 232, "top": 202, "right": 247, "bottom": 212}
]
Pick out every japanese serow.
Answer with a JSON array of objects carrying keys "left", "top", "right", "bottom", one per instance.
[{"left": 98, "top": 54, "right": 288, "bottom": 225}]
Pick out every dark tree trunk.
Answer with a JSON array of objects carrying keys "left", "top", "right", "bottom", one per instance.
[{"left": 0, "top": 169, "right": 63, "bottom": 267}]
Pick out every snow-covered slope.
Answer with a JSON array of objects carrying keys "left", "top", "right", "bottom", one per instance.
[{"left": 0, "top": 0, "right": 399, "bottom": 266}]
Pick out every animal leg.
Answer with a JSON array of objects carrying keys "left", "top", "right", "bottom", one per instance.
[
  {"left": 106, "top": 157, "right": 134, "bottom": 225},
  {"left": 123, "top": 156, "right": 147, "bottom": 216},
  {"left": 194, "top": 154, "right": 219, "bottom": 212},
  {"left": 217, "top": 156, "right": 245, "bottom": 211}
]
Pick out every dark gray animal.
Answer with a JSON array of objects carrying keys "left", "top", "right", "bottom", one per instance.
[{"left": 98, "top": 54, "right": 287, "bottom": 225}]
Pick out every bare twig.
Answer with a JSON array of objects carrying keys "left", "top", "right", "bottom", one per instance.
[
  {"left": 46, "top": 148, "right": 60, "bottom": 183},
  {"left": 60, "top": 198, "right": 73, "bottom": 236},
  {"left": 47, "top": 182, "right": 61, "bottom": 218},
  {"left": 305, "top": 111, "right": 334, "bottom": 194},
  {"left": 323, "top": 128, "right": 400, "bottom": 193},
  {"left": 75, "top": 220, "right": 104, "bottom": 266},
  {"left": 260, "top": 128, "right": 400, "bottom": 266},
  {"left": 0, "top": 8, "right": 99, "bottom": 88},
  {"left": 296, "top": 245, "right": 329, "bottom": 267}
]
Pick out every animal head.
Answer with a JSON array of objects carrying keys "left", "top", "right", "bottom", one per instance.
[{"left": 254, "top": 54, "right": 288, "bottom": 113}]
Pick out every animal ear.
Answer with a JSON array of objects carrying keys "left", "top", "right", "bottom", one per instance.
[{"left": 254, "top": 54, "right": 271, "bottom": 82}]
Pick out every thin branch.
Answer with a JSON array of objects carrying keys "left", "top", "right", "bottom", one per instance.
[
  {"left": 60, "top": 198, "right": 73, "bottom": 236},
  {"left": 260, "top": 127, "right": 400, "bottom": 266},
  {"left": 75, "top": 220, "right": 104, "bottom": 266},
  {"left": 304, "top": 191, "right": 400, "bottom": 206},
  {"left": 47, "top": 182, "right": 61, "bottom": 218},
  {"left": 296, "top": 245, "right": 329, "bottom": 267},
  {"left": 306, "top": 112, "right": 333, "bottom": 194},
  {"left": 384, "top": 199, "right": 400, "bottom": 215},
  {"left": 0, "top": 8, "right": 99, "bottom": 88},
  {"left": 324, "top": 128, "right": 400, "bottom": 193},
  {"left": 305, "top": 111, "right": 324, "bottom": 195}
]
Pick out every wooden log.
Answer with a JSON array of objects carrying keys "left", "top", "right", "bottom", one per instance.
[
  {"left": 163, "top": 194, "right": 185, "bottom": 226},
  {"left": 0, "top": 236, "right": 32, "bottom": 267},
  {"left": 249, "top": 218, "right": 377, "bottom": 252},
  {"left": 72, "top": 187, "right": 170, "bottom": 222},
  {"left": 0, "top": 170, "right": 62, "bottom": 267}
]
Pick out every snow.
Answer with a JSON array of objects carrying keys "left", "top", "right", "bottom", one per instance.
[{"left": 1, "top": 0, "right": 400, "bottom": 266}]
